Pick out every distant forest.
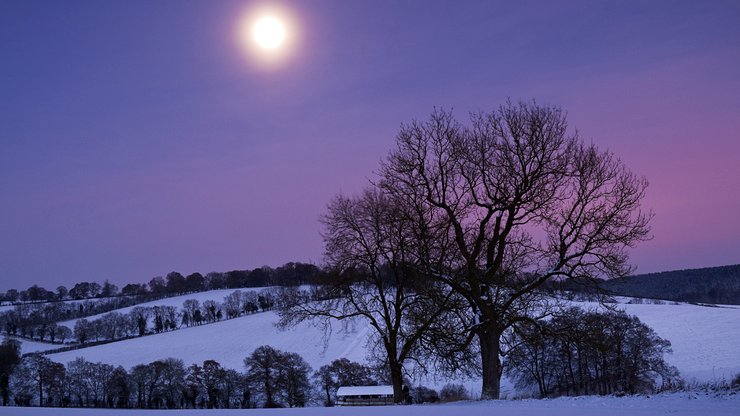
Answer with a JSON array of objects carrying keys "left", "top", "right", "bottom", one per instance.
[
  {"left": 0, "top": 262, "right": 326, "bottom": 305},
  {"left": 599, "top": 264, "right": 740, "bottom": 305},
  {"left": 2, "top": 263, "right": 739, "bottom": 307}
]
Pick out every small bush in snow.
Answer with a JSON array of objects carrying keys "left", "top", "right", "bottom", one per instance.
[
  {"left": 411, "top": 386, "right": 439, "bottom": 403},
  {"left": 439, "top": 383, "right": 470, "bottom": 402}
]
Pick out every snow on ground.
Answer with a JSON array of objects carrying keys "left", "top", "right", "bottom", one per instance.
[
  {"left": 1, "top": 392, "right": 738, "bottom": 415},
  {"left": 583, "top": 301, "right": 740, "bottom": 382},
  {"left": 49, "top": 310, "right": 370, "bottom": 371},
  {"left": 3, "top": 336, "right": 63, "bottom": 354},
  {"left": 48, "top": 298, "right": 740, "bottom": 386},
  {"left": 58, "top": 288, "right": 271, "bottom": 328}
]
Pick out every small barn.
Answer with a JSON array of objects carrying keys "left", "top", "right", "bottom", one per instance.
[{"left": 336, "top": 385, "right": 395, "bottom": 406}]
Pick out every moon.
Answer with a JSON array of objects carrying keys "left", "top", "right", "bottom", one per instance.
[
  {"left": 252, "top": 16, "right": 286, "bottom": 50},
  {"left": 236, "top": 6, "right": 297, "bottom": 68}
]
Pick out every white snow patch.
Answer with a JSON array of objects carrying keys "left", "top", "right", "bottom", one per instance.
[
  {"left": 43, "top": 297, "right": 740, "bottom": 389},
  {"left": 3, "top": 336, "right": 63, "bottom": 354},
  {"left": 49, "top": 311, "right": 369, "bottom": 371}
]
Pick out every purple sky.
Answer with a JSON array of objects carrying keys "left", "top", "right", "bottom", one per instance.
[{"left": 1, "top": 0, "right": 739, "bottom": 291}]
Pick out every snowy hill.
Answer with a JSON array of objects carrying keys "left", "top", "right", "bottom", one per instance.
[
  {"left": 49, "top": 309, "right": 370, "bottom": 372},
  {"left": 57, "top": 287, "right": 271, "bottom": 328},
  {"left": 43, "top": 295, "right": 740, "bottom": 391},
  {"left": 7, "top": 336, "right": 62, "bottom": 355},
  {"left": 603, "top": 301, "right": 740, "bottom": 381}
]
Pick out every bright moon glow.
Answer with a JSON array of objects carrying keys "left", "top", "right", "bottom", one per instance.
[
  {"left": 236, "top": 7, "right": 296, "bottom": 68},
  {"left": 252, "top": 16, "right": 286, "bottom": 50}
]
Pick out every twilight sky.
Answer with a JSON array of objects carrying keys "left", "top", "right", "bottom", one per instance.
[{"left": 1, "top": 0, "right": 739, "bottom": 291}]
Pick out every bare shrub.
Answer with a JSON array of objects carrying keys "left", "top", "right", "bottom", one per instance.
[{"left": 439, "top": 383, "right": 470, "bottom": 402}]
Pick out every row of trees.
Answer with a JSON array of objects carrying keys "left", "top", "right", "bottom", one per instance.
[
  {"left": 70, "top": 290, "right": 278, "bottom": 345},
  {"left": 0, "top": 338, "right": 470, "bottom": 409},
  {"left": 601, "top": 264, "right": 740, "bottom": 305},
  {"left": 66, "top": 295, "right": 259, "bottom": 346},
  {"left": 0, "top": 262, "right": 324, "bottom": 304},
  {"left": 280, "top": 101, "right": 655, "bottom": 400},
  {"left": 0, "top": 264, "right": 324, "bottom": 344},
  {"left": 505, "top": 308, "right": 680, "bottom": 397},
  {"left": 0, "top": 287, "right": 283, "bottom": 345},
  {"left": 0, "top": 283, "right": 115, "bottom": 304},
  {"left": 0, "top": 340, "right": 381, "bottom": 409},
  {"left": 1, "top": 297, "right": 147, "bottom": 342}
]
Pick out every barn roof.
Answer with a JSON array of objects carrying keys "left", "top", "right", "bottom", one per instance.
[{"left": 336, "top": 385, "right": 394, "bottom": 397}]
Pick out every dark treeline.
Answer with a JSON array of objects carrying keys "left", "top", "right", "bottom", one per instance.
[
  {"left": 0, "top": 337, "right": 468, "bottom": 409},
  {"left": 1, "top": 341, "right": 317, "bottom": 408},
  {"left": 1, "top": 297, "right": 149, "bottom": 343},
  {"left": 505, "top": 308, "right": 680, "bottom": 398},
  {"left": 550, "top": 264, "right": 740, "bottom": 305},
  {"left": 601, "top": 264, "right": 740, "bottom": 305},
  {"left": 0, "top": 262, "right": 325, "bottom": 304},
  {"left": 0, "top": 340, "right": 450, "bottom": 409}
]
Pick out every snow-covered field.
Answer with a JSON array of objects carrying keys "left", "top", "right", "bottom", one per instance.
[
  {"left": 50, "top": 310, "right": 371, "bottom": 371},
  {"left": 1, "top": 392, "right": 738, "bottom": 415},
  {"left": 45, "top": 298, "right": 740, "bottom": 387},
  {"left": 58, "top": 288, "right": 271, "bottom": 328},
  {"left": 612, "top": 302, "right": 740, "bottom": 381},
  {"left": 3, "top": 294, "right": 736, "bottom": 413},
  {"left": 5, "top": 336, "right": 62, "bottom": 354}
]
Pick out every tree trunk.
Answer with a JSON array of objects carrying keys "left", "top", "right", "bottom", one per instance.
[
  {"left": 2, "top": 374, "right": 9, "bottom": 406},
  {"left": 324, "top": 385, "right": 332, "bottom": 407},
  {"left": 264, "top": 381, "right": 272, "bottom": 407},
  {"left": 389, "top": 360, "right": 404, "bottom": 404},
  {"left": 478, "top": 324, "right": 503, "bottom": 400}
]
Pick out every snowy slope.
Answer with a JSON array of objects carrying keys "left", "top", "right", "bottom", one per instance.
[
  {"left": 3, "top": 336, "right": 62, "bottom": 354},
  {"left": 614, "top": 302, "right": 740, "bottom": 381},
  {"left": 49, "top": 310, "right": 371, "bottom": 371},
  {"left": 1, "top": 392, "right": 738, "bottom": 415},
  {"left": 58, "top": 288, "right": 270, "bottom": 328},
  {"left": 45, "top": 298, "right": 740, "bottom": 387},
  {"left": 563, "top": 300, "right": 740, "bottom": 382}
]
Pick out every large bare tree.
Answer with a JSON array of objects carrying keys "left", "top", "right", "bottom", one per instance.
[
  {"left": 278, "top": 188, "right": 453, "bottom": 403},
  {"left": 379, "top": 101, "right": 652, "bottom": 399}
]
